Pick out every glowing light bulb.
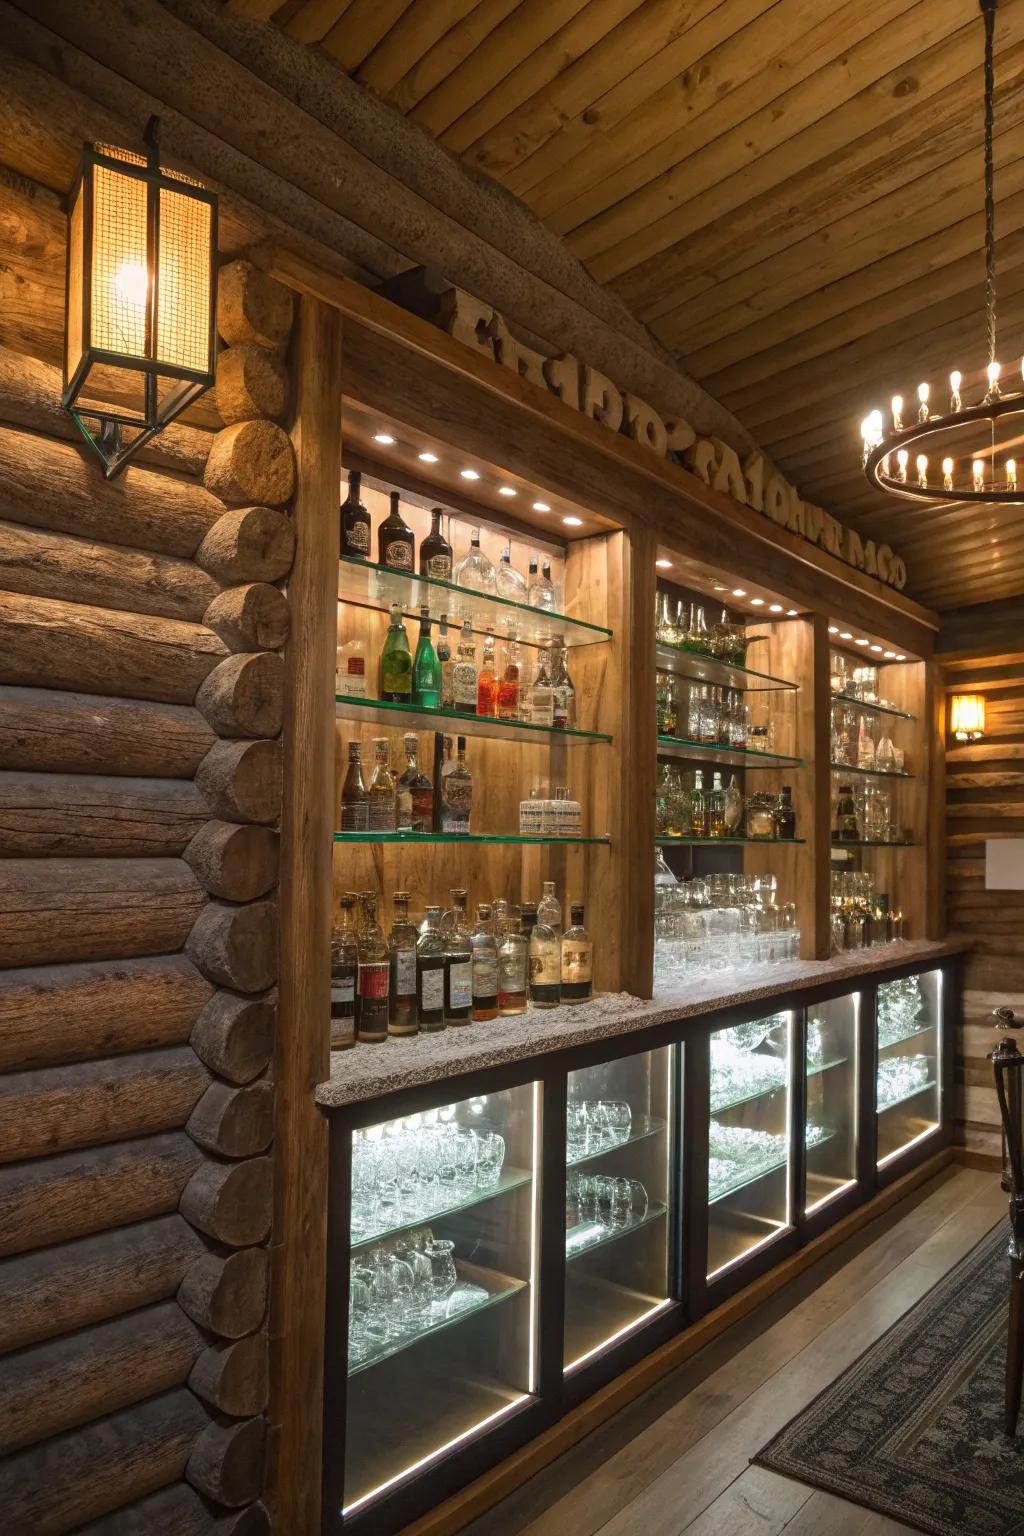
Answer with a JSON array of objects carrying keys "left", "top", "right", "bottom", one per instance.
[
  {"left": 1007, "top": 458, "right": 1018, "bottom": 491},
  {"left": 114, "top": 259, "right": 148, "bottom": 307},
  {"left": 973, "top": 458, "right": 985, "bottom": 492},
  {"left": 916, "top": 453, "right": 928, "bottom": 488},
  {"left": 987, "top": 359, "right": 1002, "bottom": 398},
  {"left": 891, "top": 394, "right": 904, "bottom": 431},
  {"left": 942, "top": 456, "right": 954, "bottom": 490},
  {"left": 950, "top": 369, "right": 962, "bottom": 411},
  {"left": 917, "top": 382, "right": 930, "bottom": 422},
  {"left": 896, "top": 448, "right": 909, "bottom": 482}
]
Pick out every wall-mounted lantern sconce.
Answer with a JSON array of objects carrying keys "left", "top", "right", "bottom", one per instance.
[
  {"left": 950, "top": 693, "right": 986, "bottom": 742},
  {"left": 62, "top": 117, "right": 217, "bottom": 478}
]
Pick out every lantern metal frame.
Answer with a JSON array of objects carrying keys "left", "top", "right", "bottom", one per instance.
[{"left": 62, "top": 118, "right": 218, "bottom": 478}]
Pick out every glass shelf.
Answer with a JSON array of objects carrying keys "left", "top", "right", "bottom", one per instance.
[
  {"left": 348, "top": 1267, "right": 527, "bottom": 1377},
  {"left": 830, "top": 762, "right": 914, "bottom": 780},
  {"left": 565, "top": 1202, "right": 668, "bottom": 1263},
  {"left": 832, "top": 839, "right": 916, "bottom": 850},
  {"left": 710, "top": 1135, "right": 836, "bottom": 1205},
  {"left": 656, "top": 835, "right": 805, "bottom": 847},
  {"left": 830, "top": 692, "right": 915, "bottom": 722},
  {"left": 656, "top": 644, "right": 797, "bottom": 693},
  {"left": 566, "top": 1115, "right": 667, "bottom": 1168},
  {"left": 351, "top": 1166, "right": 533, "bottom": 1252},
  {"left": 338, "top": 555, "right": 612, "bottom": 649},
  {"left": 336, "top": 694, "right": 612, "bottom": 745},
  {"left": 711, "top": 1057, "right": 848, "bottom": 1117},
  {"left": 878, "top": 1022, "right": 935, "bottom": 1054},
  {"left": 334, "top": 831, "right": 611, "bottom": 845},
  {"left": 878, "top": 1080, "right": 938, "bottom": 1113},
  {"left": 657, "top": 735, "right": 804, "bottom": 770}
]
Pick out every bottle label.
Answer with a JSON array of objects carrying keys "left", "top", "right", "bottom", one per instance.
[
  {"left": 531, "top": 687, "right": 554, "bottom": 726},
  {"left": 340, "top": 801, "right": 369, "bottom": 832},
  {"left": 396, "top": 786, "right": 413, "bottom": 829},
  {"left": 453, "top": 662, "right": 477, "bottom": 710},
  {"left": 473, "top": 955, "right": 498, "bottom": 999},
  {"left": 561, "top": 943, "right": 592, "bottom": 984},
  {"left": 342, "top": 658, "right": 366, "bottom": 698},
  {"left": 384, "top": 540, "right": 413, "bottom": 569},
  {"left": 529, "top": 946, "right": 560, "bottom": 985},
  {"left": 448, "top": 960, "right": 472, "bottom": 1009},
  {"left": 394, "top": 948, "right": 416, "bottom": 996},
  {"left": 419, "top": 966, "right": 444, "bottom": 1012},
  {"left": 499, "top": 950, "right": 527, "bottom": 993},
  {"left": 357, "top": 962, "right": 389, "bottom": 1034},
  {"left": 411, "top": 786, "right": 433, "bottom": 831},
  {"left": 368, "top": 798, "right": 396, "bottom": 832},
  {"left": 346, "top": 520, "right": 369, "bottom": 553},
  {"left": 330, "top": 976, "right": 355, "bottom": 1013},
  {"left": 553, "top": 694, "right": 569, "bottom": 729},
  {"left": 427, "top": 554, "right": 452, "bottom": 579}
]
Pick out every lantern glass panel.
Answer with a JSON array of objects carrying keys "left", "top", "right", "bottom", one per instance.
[
  {"left": 157, "top": 181, "right": 213, "bottom": 375},
  {"left": 66, "top": 178, "right": 85, "bottom": 387},
  {"left": 91, "top": 159, "right": 148, "bottom": 361}
]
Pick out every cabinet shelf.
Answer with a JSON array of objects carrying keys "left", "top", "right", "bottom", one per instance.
[
  {"left": 832, "top": 839, "right": 916, "bottom": 850},
  {"left": 830, "top": 762, "right": 914, "bottom": 780},
  {"left": 657, "top": 735, "right": 803, "bottom": 770},
  {"left": 566, "top": 1114, "right": 667, "bottom": 1168},
  {"left": 336, "top": 694, "right": 611, "bottom": 745},
  {"left": 656, "top": 835, "right": 805, "bottom": 847},
  {"left": 334, "top": 831, "right": 611, "bottom": 846},
  {"left": 350, "top": 1166, "right": 532, "bottom": 1252},
  {"left": 710, "top": 1056, "right": 849, "bottom": 1117},
  {"left": 710, "top": 1133, "right": 836, "bottom": 1205},
  {"left": 877, "top": 1080, "right": 937, "bottom": 1113},
  {"left": 338, "top": 555, "right": 611, "bottom": 649},
  {"left": 830, "top": 692, "right": 915, "bottom": 722},
  {"left": 565, "top": 1202, "right": 668, "bottom": 1263},
  {"left": 656, "top": 644, "right": 797, "bottom": 693},
  {"left": 878, "top": 1022, "right": 936, "bottom": 1054},
  {"left": 348, "top": 1264, "right": 527, "bottom": 1377}
]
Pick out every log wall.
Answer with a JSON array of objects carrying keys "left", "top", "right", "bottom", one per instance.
[{"left": 0, "top": 217, "right": 293, "bottom": 1527}]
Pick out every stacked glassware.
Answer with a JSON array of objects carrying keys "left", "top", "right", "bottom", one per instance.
[
  {"left": 829, "top": 871, "right": 905, "bottom": 952},
  {"left": 654, "top": 863, "right": 800, "bottom": 983},
  {"left": 348, "top": 1231, "right": 493, "bottom": 1367},
  {"left": 708, "top": 1121, "right": 828, "bottom": 1201},
  {"left": 877, "top": 1054, "right": 932, "bottom": 1108},
  {"left": 351, "top": 1115, "right": 507, "bottom": 1243},
  {"left": 876, "top": 973, "right": 927, "bottom": 1048},
  {"left": 564, "top": 1173, "right": 650, "bottom": 1254}
]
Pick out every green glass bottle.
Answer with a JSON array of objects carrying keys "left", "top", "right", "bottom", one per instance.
[
  {"left": 411, "top": 604, "right": 441, "bottom": 708},
  {"left": 379, "top": 603, "right": 412, "bottom": 703}
]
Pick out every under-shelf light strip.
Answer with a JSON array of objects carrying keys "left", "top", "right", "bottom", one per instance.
[
  {"left": 828, "top": 624, "right": 907, "bottom": 661},
  {"left": 657, "top": 567, "right": 797, "bottom": 615}
]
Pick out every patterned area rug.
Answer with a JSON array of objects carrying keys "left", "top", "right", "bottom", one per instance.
[{"left": 755, "top": 1221, "right": 1024, "bottom": 1535}]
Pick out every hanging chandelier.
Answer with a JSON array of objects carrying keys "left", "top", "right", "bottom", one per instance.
[{"left": 860, "top": 0, "right": 1024, "bottom": 505}]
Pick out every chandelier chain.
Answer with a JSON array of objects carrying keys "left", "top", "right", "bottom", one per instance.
[{"left": 984, "top": 0, "right": 997, "bottom": 369}]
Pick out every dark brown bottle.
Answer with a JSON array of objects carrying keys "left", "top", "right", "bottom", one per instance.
[
  {"left": 419, "top": 506, "right": 453, "bottom": 581},
  {"left": 774, "top": 785, "right": 797, "bottom": 840},
  {"left": 378, "top": 490, "right": 415, "bottom": 572},
  {"left": 340, "top": 470, "right": 370, "bottom": 560}
]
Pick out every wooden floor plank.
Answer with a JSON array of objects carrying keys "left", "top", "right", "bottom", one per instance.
[
  {"left": 678, "top": 1465, "right": 814, "bottom": 1534},
  {"left": 781, "top": 1488, "right": 917, "bottom": 1534}
]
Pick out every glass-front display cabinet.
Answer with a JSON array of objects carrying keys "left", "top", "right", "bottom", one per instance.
[
  {"left": 876, "top": 969, "right": 943, "bottom": 1167},
  {"left": 804, "top": 993, "right": 860, "bottom": 1219},
  {"left": 564, "top": 1046, "right": 676, "bottom": 1375}
]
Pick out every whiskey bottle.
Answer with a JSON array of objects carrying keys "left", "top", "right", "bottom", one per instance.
[
  {"left": 551, "top": 639, "right": 576, "bottom": 729},
  {"left": 470, "top": 903, "right": 499, "bottom": 1021},
  {"left": 367, "top": 737, "right": 397, "bottom": 832},
  {"left": 378, "top": 489, "right": 414, "bottom": 571},
  {"left": 528, "top": 906, "right": 561, "bottom": 1008},
  {"left": 453, "top": 619, "right": 478, "bottom": 713},
  {"left": 437, "top": 614, "right": 454, "bottom": 709},
  {"left": 416, "top": 906, "right": 446, "bottom": 1031},
  {"left": 419, "top": 506, "right": 452, "bottom": 580},
  {"left": 329, "top": 891, "right": 359, "bottom": 1048},
  {"left": 411, "top": 605, "right": 441, "bottom": 708},
  {"left": 476, "top": 630, "right": 499, "bottom": 717},
  {"left": 530, "top": 647, "right": 555, "bottom": 726},
  {"left": 707, "top": 771, "right": 725, "bottom": 838},
  {"left": 339, "top": 741, "right": 369, "bottom": 832},
  {"left": 434, "top": 733, "right": 453, "bottom": 833},
  {"left": 396, "top": 732, "right": 432, "bottom": 833},
  {"left": 388, "top": 891, "right": 418, "bottom": 1037},
  {"left": 379, "top": 604, "right": 412, "bottom": 702},
  {"left": 834, "top": 783, "right": 861, "bottom": 842},
  {"left": 656, "top": 672, "right": 677, "bottom": 736},
  {"left": 441, "top": 735, "right": 472, "bottom": 835},
  {"left": 336, "top": 635, "right": 367, "bottom": 699},
  {"left": 495, "top": 545, "right": 527, "bottom": 602},
  {"left": 444, "top": 889, "right": 473, "bottom": 1025},
  {"left": 356, "top": 892, "right": 389, "bottom": 1044},
  {"left": 453, "top": 527, "right": 496, "bottom": 594},
  {"left": 498, "top": 634, "right": 521, "bottom": 719},
  {"left": 498, "top": 908, "right": 528, "bottom": 1015},
  {"left": 340, "top": 470, "right": 370, "bottom": 560},
  {"left": 560, "top": 905, "right": 593, "bottom": 1004},
  {"left": 774, "top": 785, "right": 797, "bottom": 840},
  {"left": 537, "top": 879, "right": 562, "bottom": 937},
  {"left": 690, "top": 769, "right": 707, "bottom": 837}
]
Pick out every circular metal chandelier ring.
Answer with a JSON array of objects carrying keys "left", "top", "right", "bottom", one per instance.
[{"left": 864, "top": 391, "right": 1024, "bottom": 504}]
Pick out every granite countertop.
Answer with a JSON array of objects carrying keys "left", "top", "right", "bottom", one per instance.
[{"left": 315, "top": 939, "right": 966, "bottom": 1111}]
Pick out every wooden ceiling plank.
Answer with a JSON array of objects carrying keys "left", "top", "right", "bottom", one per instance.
[
  {"left": 410, "top": 0, "right": 593, "bottom": 139},
  {"left": 321, "top": 0, "right": 412, "bottom": 73},
  {"left": 283, "top": 0, "right": 353, "bottom": 45},
  {"left": 388, "top": 0, "right": 522, "bottom": 114},
  {"left": 444, "top": 0, "right": 644, "bottom": 157},
  {"left": 224, "top": 0, "right": 288, "bottom": 19},
  {"left": 357, "top": 0, "right": 481, "bottom": 98}
]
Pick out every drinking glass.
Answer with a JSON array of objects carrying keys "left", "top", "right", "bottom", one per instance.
[
  {"left": 604, "top": 1101, "right": 633, "bottom": 1144},
  {"left": 425, "top": 1238, "right": 458, "bottom": 1302},
  {"left": 475, "top": 1131, "right": 505, "bottom": 1188},
  {"left": 453, "top": 1129, "right": 478, "bottom": 1194}
]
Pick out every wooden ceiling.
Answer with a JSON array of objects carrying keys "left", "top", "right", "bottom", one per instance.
[{"left": 252, "top": 0, "right": 1024, "bottom": 612}]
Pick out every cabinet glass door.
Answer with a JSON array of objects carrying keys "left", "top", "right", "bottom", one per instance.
[
  {"left": 876, "top": 971, "right": 942, "bottom": 1166},
  {"left": 805, "top": 994, "right": 859, "bottom": 1215},
  {"left": 708, "top": 1012, "right": 793, "bottom": 1279},
  {"left": 564, "top": 1046, "right": 675, "bottom": 1372},
  {"left": 343, "top": 1086, "right": 539, "bottom": 1514}
]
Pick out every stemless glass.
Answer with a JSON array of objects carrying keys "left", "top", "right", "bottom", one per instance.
[
  {"left": 475, "top": 1131, "right": 505, "bottom": 1187},
  {"left": 425, "top": 1238, "right": 458, "bottom": 1302},
  {"left": 604, "top": 1101, "right": 633, "bottom": 1144},
  {"left": 453, "top": 1129, "right": 478, "bottom": 1194}
]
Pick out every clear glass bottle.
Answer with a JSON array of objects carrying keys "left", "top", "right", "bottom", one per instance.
[
  {"left": 530, "top": 647, "right": 555, "bottom": 726},
  {"left": 379, "top": 604, "right": 412, "bottom": 703},
  {"left": 470, "top": 903, "right": 499, "bottom": 1021},
  {"left": 377, "top": 489, "right": 415, "bottom": 571},
  {"left": 476, "top": 630, "right": 499, "bottom": 717},
  {"left": 774, "top": 785, "right": 797, "bottom": 840},
  {"left": 336, "top": 635, "right": 367, "bottom": 699},
  {"left": 529, "top": 557, "right": 555, "bottom": 611},
  {"left": 538, "top": 879, "right": 562, "bottom": 936},
  {"left": 330, "top": 892, "right": 359, "bottom": 1049},
  {"left": 498, "top": 633, "right": 521, "bottom": 719},
  {"left": 690, "top": 769, "right": 707, "bottom": 837},
  {"left": 706, "top": 771, "right": 725, "bottom": 838},
  {"left": 498, "top": 907, "right": 528, "bottom": 1015},
  {"left": 444, "top": 889, "right": 473, "bottom": 1025},
  {"left": 436, "top": 614, "right": 454, "bottom": 710},
  {"left": 396, "top": 732, "right": 432, "bottom": 833},
  {"left": 723, "top": 773, "right": 744, "bottom": 835},
  {"left": 416, "top": 906, "right": 446, "bottom": 1031},
  {"left": 388, "top": 892, "right": 418, "bottom": 1037},
  {"left": 684, "top": 603, "right": 709, "bottom": 654},
  {"left": 453, "top": 618, "right": 478, "bottom": 714},
  {"left": 730, "top": 690, "right": 749, "bottom": 750},
  {"left": 528, "top": 907, "right": 561, "bottom": 1008},
  {"left": 551, "top": 639, "right": 576, "bottom": 729},
  {"left": 656, "top": 672, "right": 677, "bottom": 737},
  {"left": 367, "top": 737, "right": 396, "bottom": 832},
  {"left": 496, "top": 545, "right": 527, "bottom": 602},
  {"left": 356, "top": 892, "right": 389, "bottom": 1044},
  {"left": 339, "top": 740, "right": 369, "bottom": 833},
  {"left": 542, "top": 560, "right": 557, "bottom": 608},
  {"left": 441, "top": 735, "right": 472, "bottom": 835},
  {"left": 419, "top": 506, "right": 452, "bottom": 580},
  {"left": 411, "top": 606, "right": 440, "bottom": 709},
  {"left": 340, "top": 470, "right": 370, "bottom": 561},
  {"left": 560, "top": 905, "right": 593, "bottom": 1004},
  {"left": 453, "top": 527, "right": 496, "bottom": 594}
]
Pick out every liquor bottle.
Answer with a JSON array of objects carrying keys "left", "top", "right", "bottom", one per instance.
[
  {"left": 356, "top": 892, "right": 389, "bottom": 1044},
  {"left": 690, "top": 769, "right": 707, "bottom": 837},
  {"left": 833, "top": 783, "right": 861, "bottom": 841},
  {"left": 437, "top": 614, "right": 455, "bottom": 709},
  {"left": 723, "top": 773, "right": 744, "bottom": 835},
  {"left": 560, "top": 905, "right": 593, "bottom": 1004},
  {"left": 774, "top": 785, "right": 797, "bottom": 840},
  {"left": 530, "top": 648, "right": 555, "bottom": 726},
  {"left": 707, "top": 772, "right": 725, "bottom": 838},
  {"left": 388, "top": 891, "right": 418, "bottom": 1037},
  {"left": 340, "top": 470, "right": 370, "bottom": 560},
  {"left": 538, "top": 880, "right": 562, "bottom": 937},
  {"left": 339, "top": 741, "right": 369, "bottom": 832},
  {"left": 336, "top": 635, "right": 367, "bottom": 699},
  {"left": 396, "top": 732, "right": 433, "bottom": 833},
  {"left": 529, "top": 558, "right": 555, "bottom": 611},
  {"left": 441, "top": 735, "right": 472, "bottom": 834},
  {"left": 492, "top": 896, "right": 510, "bottom": 936},
  {"left": 411, "top": 605, "right": 441, "bottom": 708},
  {"left": 526, "top": 554, "right": 539, "bottom": 602},
  {"left": 551, "top": 639, "right": 576, "bottom": 729},
  {"left": 379, "top": 604, "right": 412, "bottom": 702},
  {"left": 378, "top": 489, "right": 414, "bottom": 571},
  {"left": 453, "top": 527, "right": 496, "bottom": 594},
  {"left": 656, "top": 672, "right": 677, "bottom": 736},
  {"left": 453, "top": 619, "right": 478, "bottom": 714},
  {"left": 498, "top": 908, "right": 529, "bottom": 1015},
  {"left": 367, "top": 738, "right": 396, "bottom": 832},
  {"left": 496, "top": 545, "right": 527, "bottom": 602},
  {"left": 470, "top": 904, "right": 499, "bottom": 1021},
  {"left": 476, "top": 630, "right": 499, "bottom": 717},
  {"left": 444, "top": 889, "right": 473, "bottom": 1024},
  {"left": 416, "top": 906, "right": 446, "bottom": 1031},
  {"left": 528, "top": 907, "right": 561, "bottom": 1008},
  {"left": 419, "top": 506, "right": 452, "bottom": 580},
  {"left": 498, "top": 634, "right": 521, "bottom": 720},
  {"left": 434, "top": 734, "right": 453, "bottom": 833},
  {"left": 330, "top": 892, "right": 359, "bottom": 1048}
]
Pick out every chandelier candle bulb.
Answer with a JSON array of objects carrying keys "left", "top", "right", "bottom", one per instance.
[
  {"left": 987, "top": 359, "right": 1001, "bottom": 398},
  {"left": 973, "top": 459, "right": 986, "bottom": 492},
  {"left": 896, "top": 448, "right": 909, "bottom": 482},
  {"left": 1008, "top": 459, "right": 1018, "bottom": 491},
  {"left": 917, "top": 382, "right": 929, "bottom": 422},
  {"left": 942, "top": 456, "right": 954, "bottom": 490},
  {"left": 915, "top": 454, "right": 928, "bottom": 489},
  {"left": 891, "top": 394, "right": 904, "bottom": 431},
  {"left": 950, "top": 369, "right": 962, "bottom": 411}
]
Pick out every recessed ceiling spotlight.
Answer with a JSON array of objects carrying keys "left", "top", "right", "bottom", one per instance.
[
  {"left": 418, "top": 451, "right": 439, "bottom": 463},
  {"left": 840, "top": 631, "right": 853, "bottom": 640},
  {"left": 460, "top": 468, "right": 480, "bottom": 480},
  {"left": 750, "top": 597, "right": 765, "bottom": 607},
  {"left": 883, "top": 650, "right": 896, "bottom": 659},
  {"left": 713, "top": 583, "right": 728, "bottom": 592},
  {"left": 732, "top": 588, "right": 747, "bottom": 597},
  {"left": 563, "top": 515, "right": 583, "bottom": 527},
  {"left": 533, "top": 501, "right": 551, "bottom": 512},
  {"left": 828, "top": 625, "right": 840, "bottom": 634},
  {"left": 768, "top": 603, "right": 784, "bottom": 613},
  {"left": 855, "top": 637, "right": 870, "bottom": 646},
  {"left": 373, "top": 432, "right": 396, "bottom": 445},
  {"left": 869, "top": 644, "right": 883, "bottom": 653},
  {"left": 896, "top": 654, "right": 907, "bottom": 661},
  {"left": 498, "top": 486, "right": 516, "bottom": 497},
  {"left": 786, "top": 609, "right": 798, "bottom": 616},
  {"left": 655, "top": 559, "right": 672, "bottom": 569}
]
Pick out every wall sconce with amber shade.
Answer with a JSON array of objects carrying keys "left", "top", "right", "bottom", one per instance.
[
  {"left": 950, "top": 693, "right": 986, "bottom": 742},
  {"left": 62, "top": 118, "right": 217, "bottom": 477}
]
